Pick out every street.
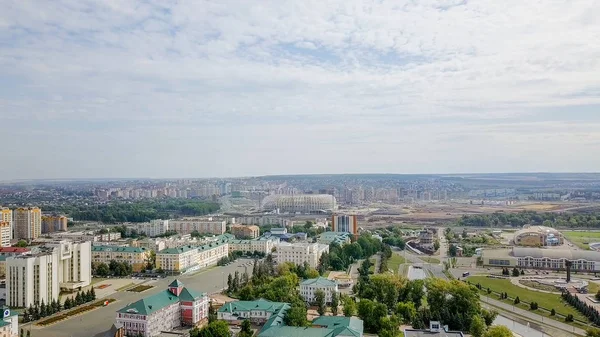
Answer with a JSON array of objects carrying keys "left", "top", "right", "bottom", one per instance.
[{"left": 24, "top": 259, "right": 255, "bottom": 337}]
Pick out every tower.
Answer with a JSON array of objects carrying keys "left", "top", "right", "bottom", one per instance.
[{"left": 169, "top": 279, "right": 184, "bottom": 296}]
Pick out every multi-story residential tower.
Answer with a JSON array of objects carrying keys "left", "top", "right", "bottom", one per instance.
[
  {"left": 0, "top": 222, "right": 11, "bottom": 248},
  {"left": 14, "top": 207, "right": 42, "bottom": 240},
  {"left": 0, "top": 208, "right": 12, "bottom": 240},
  {"left": 331, "top": 214, "right": 358, "bottom": 235},
  {"left": 41, "top": 215, "right": 68, "bottom": 233}
]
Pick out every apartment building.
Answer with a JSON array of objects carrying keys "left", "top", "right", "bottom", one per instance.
[
  {"left": 137, "top": 220, "right": 169, "bottom": 237},
  {"left": 91, "top": 246, "right": 150, "bottom": 272},
  {"left": 230, "top": 224, "right": 260, "bottom": 239},
  {"left": 6, "top": 240, "right": 91, "bottom": 307},
  {"left": 49, "top": 231, "right": 121, "bottom": 242},
  {"left": 300, "top": 277, "right": 339, "bottom": 304},
  {"left": 331, "top": 214, "right": 358, "bottom": 235},
  {"left": 116, "top": 280, "right": 209, "bottom": 337},
  {"left": 41, "top": 215, "right": 68, "bottom": 233},
  {"left": 228, "top": 236, "right": 279, "bottom": 255},
  {"left": 156, "top": 240, "right": 229, "bottom": 273},
  {"left": 0, "top": 209, "right": 12, "bottom": 240},
  {"left": 14, "top": 207, "right": 42, "bottom": 240},
  {"left": 274, "top": 242, "right": 329, "bottom": 268},
  {"left": 169, "top": 219, "right": 226, "bottom": 235},
  {"left": 0, "top": 222, "right": 10, "bottom": 248}
]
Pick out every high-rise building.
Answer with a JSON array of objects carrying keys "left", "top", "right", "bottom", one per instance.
[
  {"left": 0, "top": 222, "right": 11, "bottom": 247},
  {"left": 331, "top": 214, "right": 358, "bottom": 235},
  {"left": 6, "top": 240, "right": 91, "bottom": 307},
  {"left": 14, "top": 207, "right": 42, "bottom": 240},
  {"left": 0, "top": 208, "right": 12, "bottom": 240},
  {"left": 41, "top": 215, "right": 68, "bottom": 234}
]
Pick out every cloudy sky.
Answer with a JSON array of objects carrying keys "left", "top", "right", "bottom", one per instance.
[{"left": 1, "top": 1, "right": 600, "bottom": 179}]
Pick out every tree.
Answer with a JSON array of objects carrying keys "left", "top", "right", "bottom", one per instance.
[
  {"left": 16, "top": 240, "right": 28, "bottom": 248},
  {"left": 514, "top": 296, "right": 520, "bottom": 305},
  {"left": 40, "top": 300, "right": 47, "bottom": 317},
  {"left": 480, "top": 309, "right": 498, "bottom": 327},
  {"left": 433, "top": 239, "right": 440, "bottom": 251},
  {"left": 315, "top": 289, "right": 326, "bottom": 316},
  {"left": 448, "top": 244, "right": 458, "bottom": 257},
  {"left": 587, "top": 328, "right": 600, "bottom": 337},
  {"left": 469, "top": 315, "right": 486, "bottom": 337},
  {"left": 512, "top": 267, "right": 520, "bottom": 277},
  {"left": 483, "top": 325, "right": 513, "bottom": 337},
  {"left": 95, "top": 262, "right": 110, "bottom": 277},
  {"left": 64, "top": 297, "right": 72, "bottom": 310},
  {"left": 90, "top": 287, "right": 96, "bottom": 301},
  {"left": 284, "top": 301, "right": 308, "bottom": 327},
  {"left": 396, "top": 302, "right": 417, "bottom": 324},
  {"left": 550, "top": 308, "right": 556, "bottom": 316},
  {"left": 190, "top": 320, "right": 231, "bottom": 337},
  {"left": 239, "top": 319, "right": 253, "bottom": 337},
  {"left": 331, "top": 291, "right": 339, "bottom": 316},
  {"left": 75, "top": 292, "right": 83, "bottom": 305},
  {"left": 342, "top": 296, "right": 356, "bottom": 317},
  {"left": 227, "top": 273, "right": 233, "bottom": 293}
]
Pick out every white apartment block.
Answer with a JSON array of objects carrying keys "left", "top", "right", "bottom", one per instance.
[
  {"left": 300, "top": 277, "right": 339, "bottom": 304},
  {"left": 156, "top": 240, "right": 229, "bottom": 273},
  {"left": 49, "top": 231, "right": 121, "bottom": 242},
  {"left": 6, "top": 240, "right": 91, "bottom": 307},
  {"left": 228, "top": 237, "right": 279, "bottom": 255},
  {"left": 169, "top": 219, "right": 226, "bottom": 235},
  {"left": 137, "top": 220, "right": 169, "bottom": 237},
  {"left": 0, "top": 222, "right": 11, "bottom": 248},
  {"left": 274, "top": 242, "right": 329, "bottom": 269}
]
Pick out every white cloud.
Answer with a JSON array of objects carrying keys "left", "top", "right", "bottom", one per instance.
[{"left": 0, "top": 0, "right": 599, "bottom": 179}]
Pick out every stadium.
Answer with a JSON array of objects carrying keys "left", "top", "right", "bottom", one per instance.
[
  {"left": 260, "top": 194, "right": 336, "bottom": 214},
  {"left": 513, "top": 225, "right": 564, "bottom": 247}
]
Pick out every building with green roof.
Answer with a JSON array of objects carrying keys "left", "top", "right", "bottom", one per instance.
[
  {"left": 218, "top": 299, "right": 363, "bottom": 337},
  {"left": 115, "top": 279, "right": 209, "bottom": 337},
  {"left": 300, "top": 277, "right": 339, "bottom": 304},
  {"left": 156, "top": 239, "right": 229, "bottom": 273}
]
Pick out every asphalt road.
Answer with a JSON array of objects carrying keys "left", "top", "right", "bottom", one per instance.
[{"left": 25, "top": 259, "right": 255, "bottom": 337}]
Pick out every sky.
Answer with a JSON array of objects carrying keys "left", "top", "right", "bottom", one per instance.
[{"left": 1, "top": 0, "right": 600, "bottom": 179}]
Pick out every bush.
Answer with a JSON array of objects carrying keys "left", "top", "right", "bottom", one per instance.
[
  {"left": 550, "top": 308, "right": 556, "bottom": 316},
  {"left": 530, "top": 302, "right": 538, "bottom": 310},
  {"left": 514, "top": 296, "right": 520, "bottom": 305},
  {"left": 565, "top": 314, "right": 574, "bottom": 322}
]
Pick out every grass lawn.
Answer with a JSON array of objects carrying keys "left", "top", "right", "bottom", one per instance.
[
  {"left": 563, "top": 231, "right": 600, "bottom": 250},
  {"left": 116, "top": 283, "right": 135, "bottom": 291},
  {"left": 420, "top": 256, "right": 440, "bottom": 264},
  {"left": 467, "top": 276, "right": 587, "bottom": 322},
  {"left": 388, "top": 254, "right": 406, "bottom": 275},
  {"left": 589, "top": 281, "right": 600, "bottom": 295},
  {"left": 128, "top": 285, "right": 154, "bottom": 293}
]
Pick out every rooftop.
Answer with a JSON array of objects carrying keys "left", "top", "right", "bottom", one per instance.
[
  {"left": 403, "top": 330, "right": 464, "bottom": 337},
  {"left": 158, "top": 239, "right": 227, "bottom": 255},
  {"left": 117, "top": 280, "right": 206, "bottom": 315},
  {"left": 0, "top": 247, "right": 30, "bottom": 253},
  {"left": 513, "top": 247, "right": 600, "bottom": 261},
  {"left": 301, "top": 277, "right": 337, "bottom": 287},
  {"left": 92, "top": 246, "right": 147, "bottom": 253}
]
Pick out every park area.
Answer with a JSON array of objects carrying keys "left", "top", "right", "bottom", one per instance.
[
  {"left": 388, "top": 253, "right": 406, "bottom": 275},
  {"left": 466, "top": 276, "right": 587, "bottom": 324},
  {"left": 563, "top": 231, "right": 600, "bottom": 250}
]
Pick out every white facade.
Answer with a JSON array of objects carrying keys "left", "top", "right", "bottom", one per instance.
[
  {"left": 169, "top": 219, "right": 226, "bottom": 235},
  {"left": 0, "top": 209, "right": 12, "bottom": 241},
  {"left": 157, "top": 241, "right": 229, "bottom": 272},
  {"left": 6, "top": 241, "right": 91, "bottom": 307},
  {"left": 228, "top": 237, "right": 278, "bottom": 255},
  {"left": 300, "top": 277, "right": 339, "bottom": 304},
  {"left": 0, "top": 222, "right": 10, "bottom": 248},
  {"left": 137, "top": 220, "right": 169, "bottom": 237},
  {"left": 274, "top": 242, "right": 329, "bottom": 268}
]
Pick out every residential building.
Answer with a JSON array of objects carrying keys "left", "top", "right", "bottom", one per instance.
[
  {"left": 41, "top": 215, "right": 68, "bottom": 233},
  {"left": 137, "top": 220, "right": 169, "bottom": 237},
  {"left": 0, "top": 209, "right": 12, "bottom": 240},
  {"left": 0, "top": 223, "right": 10, "bottom": 248},
  {"left": 136, "top": 238, "right": 166, "bottom": 253},
  {"left": 331, "top": 214, "right": 358, "bottom": 235},
  {"left": 274, "top": 242, "right": 329, "bottom": 268},
  {"left": 156, "top": 239, "right": 229, "bottom": 273},
  {"left": 91, "top": 246, "right": 150, "bottom": 272},
  {"left": 49, "top": 231, "right": 122, "bottom": 242},
  {"left": 115, "top": 280, "right": 209, "bottom": 337},
  {"left": 230, "top": 224, "right": 260, "bottom": 239},
  {"left": 218, "top": 299, "right": 363, "bottom": 337},
  {"left": 169, "top": 219, "right": 226, "bottom": 235},
  {"left": 0, "top": 306, "right": 18, "bottom": 337},
  {"left": 228, "top": 236, "right": 279, "bottom": 255},
  {"left": 6, "top": 240, "right": 91, "bottom": 307},
  {"left": 300, "top": 277, "right": 339, "bottom": 304},
  {"left": 418, "top": 229, "right": 435, "bottom": 249},
  {"left": 404, "top": 321, "right": 464, "bottom": 337},
  {"left": 13, "top": 207, "right": 42, "bottom": 240}
]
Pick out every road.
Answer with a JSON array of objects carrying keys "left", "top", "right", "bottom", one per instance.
[
  {"left": 407, "top": 266, "right": 426, "bottom": 280},
  {"left": 25, "top": 259, "right": 255, "bottom": 337}
]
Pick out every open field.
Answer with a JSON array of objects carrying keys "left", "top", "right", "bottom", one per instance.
[
  {"left": 420, "top": 256, "right": 440, "bottom": 264},
  {"left": 563, "top": 231, "right": 600, "bottom": 250},
  {"left": 467, "top": 276, "right": 586, "bottom": 322},
  {"left": 388, "top": 254, "right": 406, "bottom": 274}
]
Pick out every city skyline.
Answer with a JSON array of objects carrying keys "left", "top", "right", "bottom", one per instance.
[{"left": 2, "top": 1, "right": 600, "bottom": 180}]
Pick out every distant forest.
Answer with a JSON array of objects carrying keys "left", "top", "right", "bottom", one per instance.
[
  {"left": 456, "top": 211, "right": 600, "bottom": 228},
  {"left": 45, "top": 199, "right": 220, "bottom": 223}
]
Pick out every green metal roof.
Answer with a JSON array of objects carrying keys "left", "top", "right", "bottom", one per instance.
[
  {"left": 158, "top": 239, "right": 228, "bottom": 255},
  {"left": 91, "top": 246, "right": 147, "bottom": 253},
  {"left": 117, "top": 285, "right": 207, "bottom": 315},
  {"left": 0, "top": 255, "right": 6, "bottom": 261},
  {"left": 312, "top": 316, "right": 363, "bottom": 334},
  {"left": 300, "top": 277, "right": 337, "bottom": 287},
  {"left": 218, "top": 299, "right": 289, "bottom": 314}
]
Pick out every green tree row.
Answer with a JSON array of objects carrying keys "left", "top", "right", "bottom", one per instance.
[
  {"left": 456, "top": 211, "right": 600, "bottom": 228},
  {"left": 22, "top": 288, "right": 96, "bottom": 323}
]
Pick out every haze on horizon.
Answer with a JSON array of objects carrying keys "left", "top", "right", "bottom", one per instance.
[{"left": 1, "top": 1, "right": 600, "bottom": 180}]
